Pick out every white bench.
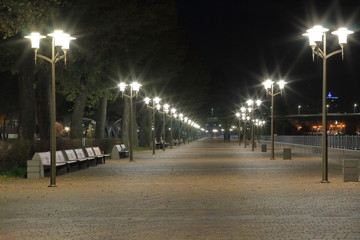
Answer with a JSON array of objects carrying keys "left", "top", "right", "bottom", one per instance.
[
  {"left": 111, "top": 144, "right": 129, "bottom": 159},
  {"left": 63, "top": 149, "right": 89, "bottom": 170},
  {"left": 74, "top": 148, "right": 97, "bottom": 166}
]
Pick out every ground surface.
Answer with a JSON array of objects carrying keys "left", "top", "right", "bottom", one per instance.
[{"left": 1, "top": 138, "right": 359, "bottom": 240}]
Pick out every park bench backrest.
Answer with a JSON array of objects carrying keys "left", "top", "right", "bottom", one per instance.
[
  {"left": 56, "top": 151, "right": 67, "bottom": 162},
  {"left": 85, "top": 147, "right": 95, "bottom": 157},
  {"left": 116, "top": 145, "right": 122, "bottom": 151},
  {"left": 74, "top": 148, "right": 86, "bottom": 159},
  {"left": 38, "top": 152, "right": 51, "bottom": 165},
  {"left": 120, "top": 144, "right": 127, "bottom": 151},
  {"left": 92, "top": 147, "right": 102, "bottom": 156},
  {"left": 64, "top": 149, "right": 77, "bottom": 161}
]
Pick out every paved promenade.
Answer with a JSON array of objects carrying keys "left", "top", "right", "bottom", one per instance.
[{"left": 1, "top": 138, "right": 359, "bottom": 240}]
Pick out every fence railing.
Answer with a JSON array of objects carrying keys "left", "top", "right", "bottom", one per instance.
[{"left": 260, "top": 135, "right": 360, "bottom": 150}]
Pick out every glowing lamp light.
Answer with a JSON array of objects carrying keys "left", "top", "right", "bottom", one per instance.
[
  {"left": 235, "top": 112, "right": 240, "bottom": 118},
  {"left": 130, "top": 82, "right": 141, "bottom": 92},
  {"left": 332, "top": 27, "right": 353, "bottom": 44},
  {"left": 246, "top": 116, "right": 250, "bottom": 121},
  {"left": 277, "top": 80, "right": 286, "bottom": 89},
  {"left": 171, "top": 108, "right": 176, "bottom": 114},
  {"left": 59, "top": 33, "right": 76, "bottom": 50},
  {"left": 144, "top": 97, "right": 151, "bottom": 104},
  {"left": 173, "top": 113, "right": 178, "bottom": 118},
  {"left": 255, "top": 99, "right": 262, "bottom": 106},
  {"left": 25, "top": 32, "right": 46, "bottom": 49},
  {"left": 246, "top": 99, "right": 254, "bottom": 106},
  {"left": 184, "top": 117, "right": 188, "bottom": 122},
  {"left": 47, "top": 30, "right": 67, "bottom": 47},
  {"left": 153, "top": 97, "right": 161, "bottom": 104},
  {"left": 163, "top": 103, "right": 170, "bottom": 113},
  {"left": 247, "top": 107, "right": 252, "bottom": 112},
  {"left": 179, "top": 113, "right": 184, "bottom": 119},
  {"left": 118, "top": 82, "right": 127, "bottom": 92},
  {"left": 156, "top": 104, "right": 161, "bottom": 110},
  {"left": 263, "top": 79, "right": 273, "bottom": 89},
  {"left": 306, "top": 25, "right": 329, "bottom": 43}
]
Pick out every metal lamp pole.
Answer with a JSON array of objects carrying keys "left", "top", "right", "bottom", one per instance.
[
  {"left": 263, "top": 79, "right": 286, "bottom": 160},
  {"left": 144, "top": 97, "right": 160, "bottom": 155},
  {"left": 119, "top": 82, "right": 141, "bottom": 162},
  {"left": 235, "top": 112, "right": 241, "bottom": 146},
  {"left": 25, "top": 31, "right": 75, "bottom": 187},
  {"left": 303, "top": 25, "right": 353, "bottom": 183},
  {"left": 246, "top": 99, "right": 262, "bottom": 152}
]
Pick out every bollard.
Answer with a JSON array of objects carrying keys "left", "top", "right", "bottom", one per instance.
[
  {"left": 283, "top": 148, "right": 291, "bottom": 160},
  {"left": 261, "top": 144, "right": 267, "bottom": 152},
  {"left": 342, "top": 159, "right": 358, "bottom": 182}
]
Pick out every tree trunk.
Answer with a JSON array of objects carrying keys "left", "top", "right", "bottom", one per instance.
[
  {"left": 121, "top": 97, "right": 130, "bottom": 146},
  {"left": 138, "top": 107, "right": 151, "bottom": 147},
  {"left": 95, "top": 97, "right": 108, "bottom": 139},
  {"left": 70, "top": 86, "right": 88, "bottom": 139},
  {"left": 18, "top": 61, "right": 36, "bottom": 141}
]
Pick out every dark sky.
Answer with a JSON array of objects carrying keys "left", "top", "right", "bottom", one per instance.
[{"left": 176, "top": 0, "right": 360, "bottom": 117}]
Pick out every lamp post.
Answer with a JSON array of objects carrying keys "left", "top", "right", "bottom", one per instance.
[
  {"left": 240, "top": 107, "right": 251, "bottom": 148},
  {"left": 235, "top": 112, "right": 242, "bottom": 146},
  {"left": 263, "top": 79, "right": 286, "bottom": 160},
  {"left": 162, "top": 103, "right": 170, "bottom": 151},
  {"left": 354, "top": 104, "right": 357, "bottom": 113},
  {"left": 303, "top": 25, "right": 353, "bottom": 183},
  {"left": 25, "top": 30, "right": 75, "bottom": 187},
  {"left": 119, "top": 82, "right": 141, "bottom": 162},
  {"left": 144, "top": 97, "right": 161, "bottom": 155},
  {"left": 298, "top": 105, "right": 301, "bottom": 115},
  {"left": 246, "top": 99, "right": 262, "bottom": 151},
  {"left": 179, "top": 113, "right": 183, "bottom": 145},
  {"left": 170, "top": 108, "right": 177, "bottom": 149}
]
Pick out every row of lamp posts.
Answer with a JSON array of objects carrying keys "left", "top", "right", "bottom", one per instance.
[{"left": 233, "top": 25, "right": 353, "bottom": 183}]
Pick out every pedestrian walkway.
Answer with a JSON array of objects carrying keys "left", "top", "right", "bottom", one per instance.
[{"left": 1, "top": 138, "right": 359, "bottom": 240}]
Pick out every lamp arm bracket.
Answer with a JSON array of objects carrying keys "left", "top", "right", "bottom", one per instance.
[
  {"left": 36, "top": 54, "right": 52, "bottom": 63},
  {"left": 122, "top": 93, "right": 131, "bottom": 99},
  {"left": 325, "top": 49, "right": 343, "bottom": 60},
  {"left": 273, "top": 91, "right": 282, "bottom": 97},
  {"left": 314, "top": 50, "right": 325, "bottom": 59},
  {"left": 54, "top": 55, "right": 66, "bottom": 64}
]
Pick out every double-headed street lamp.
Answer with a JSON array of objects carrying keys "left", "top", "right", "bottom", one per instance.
[
  {"left": 235, "top": 112, "right": 242, "bottom": 146},
  {"left": 25, "top": 30, "right": 75, "bottom": 187},
  {"left": 303, "top": 25, "right": 353, "bottom": 183},
  {"left": 246, "top": 99, "right": 262, "bottom": 151},
  {"left": 144, "top": 97, "right": 161, "bottom": 155},
  {"left": 162, "top": 104, "right": 170, "bottom": 151},
  {"left": 240, "top": 107, "right": 251, "bottom": 148},
  {"left": 263, "top": 79, "right": 286, "bottom": 160},
  {"left": 170, "top": 108, "right": 177, "bottom": 149},
  {"left": 119, "top": 82, "right": 142, "bottom": 162}
]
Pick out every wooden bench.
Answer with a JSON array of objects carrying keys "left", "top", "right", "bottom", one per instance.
[
  {"left": 111, "top": 144, "right": 129, "bottom": 159},
  {"left": 63, "top": 149, "right": 89, "bottom": 170},
  {"left": 85, "top": 147, "right": 105, "bottom": 164},
  {"left": 92, "top": 146, "right": 110, "bottom": 163},
  {"left": 74, "top": 148, "right": 97, "bottom": 166}
]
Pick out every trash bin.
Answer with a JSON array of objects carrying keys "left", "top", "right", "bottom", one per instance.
[
  {"left": 261, "top": 144, "right": 267, "bottom": 152},
  {"left": 283, "top": 148, "right": 291, "bottom": 160}
]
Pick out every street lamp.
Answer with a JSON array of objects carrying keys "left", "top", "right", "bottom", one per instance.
[
  {"left": 119, "top": 81, "right": 142, "bottom": 162},
  {"left": 25, "top": 30, "right": 75, "bottom": 187},
  {"left": 298, "top": 105, "right": 301, "bottom": 115},
  {"left": 235, "top": 112, "right": 242, "bottom": 146},
  {"left": 354, "top": 104, "right": 357, "bottom": 113},
  {"left": 144, "top": 97, "right": 161, "bottom": 155},
  {"left": 246, "top": 99, "right": 262, "bottom": 151},
  {"left": 240, "top": 107, "right": 251, "bottom": 148},
  {"left": 303, "top": 25, "right": 353, "bottom": 183},
  {"left": 162, "top": 103, "right": 170, "bottom": 151},
  {"left": 263, "top": 79, "right": 286, "bottom": 160},
  {"left": 170, "top": 108, "right": 177, "bottom": 149}
]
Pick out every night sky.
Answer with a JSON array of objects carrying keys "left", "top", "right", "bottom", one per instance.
[{"left": 176, "top": 0, "right": 360, "bottom": 117}]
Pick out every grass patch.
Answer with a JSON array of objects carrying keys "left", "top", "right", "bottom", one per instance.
[
  {"left": 0, "top": 166, "right": 27, "bottom": 179},
  {"left": 134, "top": 146, "right": 151, "bottom": 152}
]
